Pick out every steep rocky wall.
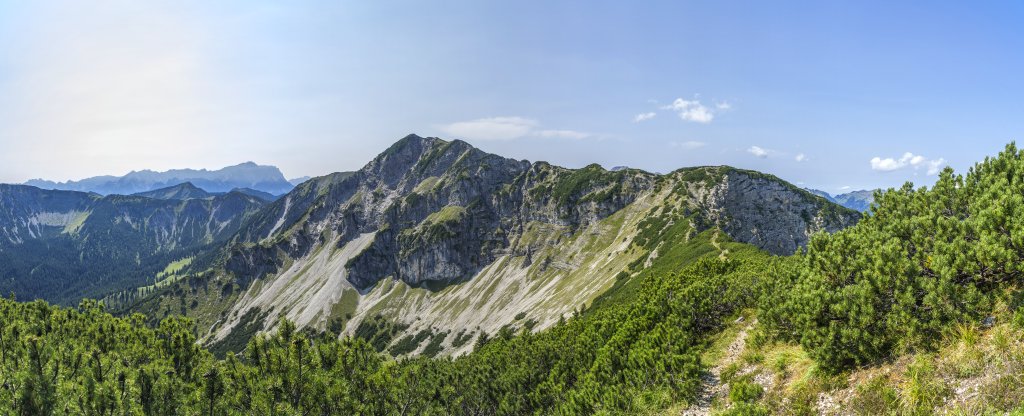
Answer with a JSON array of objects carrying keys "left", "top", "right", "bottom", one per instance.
[
  {"left": 707, "top": 170, "right": 861, "bottom": 255},
  {"left": 221, "top": 137, "right": 861, "bottom": 296}
]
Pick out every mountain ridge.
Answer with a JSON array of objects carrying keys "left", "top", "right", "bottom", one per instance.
[
  {"left": 0, "top": 183, "right": 269, "bottom": 303},
  {"left": 806, "top": 188, "right": 876, "bottom": 212},
  {"left": 24, "top": 162, "right": 294, "bottom": 196},
  {"left": 115, "top": 134, "right": 860, "bottom": 356}
]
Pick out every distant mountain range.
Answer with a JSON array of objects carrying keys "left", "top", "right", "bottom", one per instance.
[
  {"left": 807, "top": 188, "right": 876, "bottom": 212},
  {"left": 24, "top": 162, "right": 295, "bottom": 196},
  {"left": 0, "top": 184, "right": 268, "bottom": 303},
  {"left": 288, "top": 176, "right": 312, "bottom": 186},
  {"left": 132, "top": 182, "right": 279, "bottom": 202}
]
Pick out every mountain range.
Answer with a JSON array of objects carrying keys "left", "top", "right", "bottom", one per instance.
[
  {"left": 0, "top": 134, "right": 862, "bottom": 357},
  {"left": 24, "top": 162, "right": 298, "bottom": 196},
  {"left": 7, "top": 137, "right": 1024, "bottom": 414},
  {"left": 0, "top": 184, "right": 268, "bottom": 303},
  {"left": 106, "top": 134, "right": 857, "bottom": 356},
  {"left": 806, "top": 188, "right": 876, "bottom": 212}
]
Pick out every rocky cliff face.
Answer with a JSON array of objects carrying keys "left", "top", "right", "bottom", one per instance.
[
  {"left": 223, "top": 135, "right": 661, "bottom": 291},
  {"left": 701, "top": 169, "right": 859, "bottom": 255},
  {"left": 194, "top": 135, "right": 859, "bottom": 352}
]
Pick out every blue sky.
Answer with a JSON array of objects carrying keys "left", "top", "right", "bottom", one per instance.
[{"left": 1, "top": 1, "right": 1023, "bottom": 193}]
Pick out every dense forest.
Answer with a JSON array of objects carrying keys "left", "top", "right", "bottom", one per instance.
[
  {"left": 761, "top": 143, "right": 1024, "bottom": 370},
  {"left": 0, "top": 252, "right": 772, "bottom": 415},
  {"left": 6, "top": 144, "right": 1024, "bottom": 414}
]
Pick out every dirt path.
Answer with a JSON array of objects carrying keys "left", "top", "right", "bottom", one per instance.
[
  {"left": 681, "top": 319, "right": 753, "bottom": 415},
  {"left": 711, "top": 229, "right": 729, "bottom": 260}
]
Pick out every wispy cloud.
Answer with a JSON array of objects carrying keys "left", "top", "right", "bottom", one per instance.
[
  {"left": 669, "top": 140, "right": 706, "bottom": 150},
  {"left": 662, "top": 98, "right": 715, "bottom": 123},
  {"left": 633, "top": 112, "right": 657, "bottom": 123},
  {"left": 795, "top": 153, "right": 807, "bottom": 162},
  {"left": 536, "top": 129, "right": 590, "bottom": 140},
  {"left": 869, "top": 152, "right": 946, "bottom": 175},
  {"left": 440, "top": 117, "right": 537, "bottom": 140},
  {"left": 747, "top": 146, "right": 770, "bottom": 158},
  {"left": 641, "top": 96, "right": 732, "bottom": 124},
  {"left": 439, "top": 117, "right": 590, "bottom": 141}
]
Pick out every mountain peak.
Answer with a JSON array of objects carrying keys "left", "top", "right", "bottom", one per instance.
[
  {"left": 379, "top": 134, "right": 441, "bottom": 158},
  {"left": 133, "top": 182, "right": 213, "bottom": 200}
]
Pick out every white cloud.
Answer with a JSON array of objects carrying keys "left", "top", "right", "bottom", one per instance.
[
  {"left": 439, "top": 117, "right": 590, "bottom": 141},
  {"left": 440, "top": 117, "right": 537, "bottom": 140},
  {"left": 747, "top": 146, "right": 770, "bottom": 158},
  {"left": 669, "top": 140, "right": 706, "bottom": 150},
  {"left": 662, "top": 98, "right": 715, "bottom": 123},
  {"left": 642, "top": 96, "right": 731, "bottom": 125},
  {"left": 870, "top": 156, "right": 904, "bottom": 171},
  {"left": 795, "top": 153, "right": 807, "bottom": 162},
  {"left": 869, "top": 152, "right": 946, "bottom": 175},
  {"left": 633, "top": 112, "right": 657, "bottom": 123},
  {"left": 839, "top": 186, "right": 851, "bottom": 191},
  {"left": 535, "top": 129, "right": 590, "bottom": 140},
  {"left": 926, "top": 158, "right": 946, "bottom": 175}
]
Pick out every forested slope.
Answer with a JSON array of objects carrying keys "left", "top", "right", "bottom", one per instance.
[
  {"left": 0, "top": 232, "right": 778, "bottom": 415},
  {"left": 689, "top": 143, "right": 1024, "bottom": 414},
  {"left": 15, "top": 141, "right": 1024, "bottom": 414}
]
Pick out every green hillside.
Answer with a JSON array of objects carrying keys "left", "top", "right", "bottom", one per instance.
[{"left": 0, "top": 227, "right": 775, "bottom": 415}]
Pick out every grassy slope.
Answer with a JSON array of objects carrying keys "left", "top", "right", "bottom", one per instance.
[{"left": 674, "top": 295, "right": 1024, "bottom": 415}]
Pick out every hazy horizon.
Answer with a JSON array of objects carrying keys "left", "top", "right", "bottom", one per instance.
[{"left": 2, "top": 1, "right": 1023, "bottom": 193}]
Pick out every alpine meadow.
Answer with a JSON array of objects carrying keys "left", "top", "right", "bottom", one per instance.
[{"left": 2, "top": 1, "right": 1024, "bottom": 415}]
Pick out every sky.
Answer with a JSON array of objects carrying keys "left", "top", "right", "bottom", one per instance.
[{"left": 1, "top": 1, "right": 1023, "bottom": 193}]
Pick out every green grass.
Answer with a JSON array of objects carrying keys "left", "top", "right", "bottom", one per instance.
[
  {"left": 326, "top": 289, "right": 359, "bottom": 334},
  {"left": 62, "top": 211, "right": 91, "bottom": 234},
  {"left": 413, "top": 176, "right": 441, "bottom": 194},
  {"left": 157, "top": 257, "right": 193, "bottom": 279},
  {"left": 131, "top": 257, "right": 195, "bottom": 297},
  {"left": 425, "top": 205, "right": 466, "bottom": 224}
]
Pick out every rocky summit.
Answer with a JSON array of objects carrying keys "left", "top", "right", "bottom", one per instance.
[{"left": 115, "top": 134, "right": 859, "bottom": 356}]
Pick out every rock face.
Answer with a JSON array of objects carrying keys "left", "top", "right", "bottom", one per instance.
[
  {"left": 707, "top": 171, "right": 859, "bottom": 255},
  {"left": 123, "top": 134, "right": 860, "bottom": 354},
  {"left": 224, "top": 135, "right": 664, "bottom": 291},
  {"left": 219, "top": 135, "right": 859, "bottom": 294}
]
